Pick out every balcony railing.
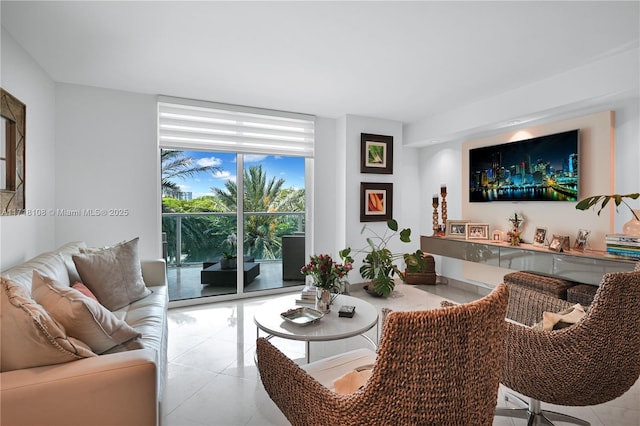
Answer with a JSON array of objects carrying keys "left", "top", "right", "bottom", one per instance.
[{"left": 162, "top": 211, "right": 305, "bottom": 266}]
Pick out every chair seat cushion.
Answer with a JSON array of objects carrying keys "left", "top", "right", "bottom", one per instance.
[{"left": 301, "top": 348, "right": 376, "bottom": 391}]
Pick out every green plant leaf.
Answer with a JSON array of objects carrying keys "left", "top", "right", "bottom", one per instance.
[
  {"left": 399, "top": 228, "right": 411, "bottom": 242},
  {"left": 387, "top": 219, "right": 398, "bottom": 232}
]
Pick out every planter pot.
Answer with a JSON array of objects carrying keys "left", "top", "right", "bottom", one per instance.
[
  {"left": 363, "top": 285, "right": 384, "bottom": 297},
  {"left": 220, "top": 257, "right": 237, "bottom": 269},
  {"left": 405, "top": 272, "right": 437, "bottom": 285}
]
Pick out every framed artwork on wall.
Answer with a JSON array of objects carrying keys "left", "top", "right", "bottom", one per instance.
[
  {"left": 360, "top": 133, "right": 393, "bottom": 174},
  {"left": 0, "top": 88, "right": 26, "bottom": 215},
  {"left": 360, "top": 182, "right": 393, "bottom": 222}
]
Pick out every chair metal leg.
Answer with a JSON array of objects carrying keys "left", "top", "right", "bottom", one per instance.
[{"left": 495, "top": 393, "right": 590, "bottom": 426}]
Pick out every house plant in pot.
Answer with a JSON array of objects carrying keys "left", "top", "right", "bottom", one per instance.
[
  {"left": 576, "top": 193, "right": 640, "bottom": 236},
  {"left": 400, "top": 249, "right": 436, "bottom": 285},
  {"left": 220, "top": 233, "right": 238, "bottom": 269},
  {"left": 341, "top": 219, "right": 411, "bottom": 297},
  {"left": 300, "top": 253, "right": 353, "bottom": 312}
]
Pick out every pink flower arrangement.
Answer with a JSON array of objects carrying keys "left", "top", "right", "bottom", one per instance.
[{"left": 300, "top": 254, "right": 353, "bottom": 290}]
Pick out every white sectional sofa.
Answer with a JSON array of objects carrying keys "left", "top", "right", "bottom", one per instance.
[{"left": 0, "top": 239, "right": 168, "bottom": 426}]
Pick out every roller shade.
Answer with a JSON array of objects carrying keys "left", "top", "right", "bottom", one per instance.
[{"left": 158, "top": 96, "right": 315, "bottom": 157}]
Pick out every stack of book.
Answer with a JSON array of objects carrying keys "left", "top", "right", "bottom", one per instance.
[
  {"left": 295, "top": 289, "right": 317, "bottom": 306},
  {"left": 605, "top": 234, "right": 640, "bottom": 260}
]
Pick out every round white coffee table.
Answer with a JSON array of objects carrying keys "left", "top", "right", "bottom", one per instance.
[{"left": 254, "top": 293, "right": 379, "bottom": 363}]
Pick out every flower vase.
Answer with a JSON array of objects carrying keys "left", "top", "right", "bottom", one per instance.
[
  {"left": 316, "top": 288, "right": 332, "bottom": 313},
  {"left": 623, "top": 209, "right": 640, "bottom": 236}
]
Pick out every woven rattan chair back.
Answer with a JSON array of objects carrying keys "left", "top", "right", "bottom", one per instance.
[
  {"left": 257, "top": 283, "right": 509, "bottom": 426},
  {"left": 501, "top": 269, "right": 640, "bottom": 407}
]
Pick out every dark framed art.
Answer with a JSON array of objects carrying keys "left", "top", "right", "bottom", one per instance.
[
  {"left": 1, "top": 88, "right": 26, "bottom": 215},
  {"left": 360, "top": 133, "right": 393, "bottom": 174},
  {"left": 360, "top": 182, "right": 393, "bottom": 222}
]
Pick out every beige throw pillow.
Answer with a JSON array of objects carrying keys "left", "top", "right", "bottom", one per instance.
[
  {"left": 72, "top": 237, "right": 151, "bottom": 311},
  {"left": 532, "top": 303, "right": 586, "bottom": 331},
  {"left": 0, "top": 276, "right": 96, "bottom": 372},
  {"left": 32, "top": 271, "right": 142, "bottom": 354}
]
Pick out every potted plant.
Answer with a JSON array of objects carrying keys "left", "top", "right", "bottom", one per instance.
[
  {"left": 340, "top": 219, "right": 411, "bottom": 297},
  {"left": 300, "top": 253, "right": 353, "bottom": 311},
  {"left": 400, "top": 249, "right": 436, "bottom": 285},
  {"left": 576, "top": 193, "right": 640, "bottom": 235},
  {"left": 220, "top": 233, "right": 238, "bottom": 269}
]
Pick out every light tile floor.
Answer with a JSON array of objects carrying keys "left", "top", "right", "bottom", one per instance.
[{"left": 165, "top": 282, "right": 640, "bottom": 426}]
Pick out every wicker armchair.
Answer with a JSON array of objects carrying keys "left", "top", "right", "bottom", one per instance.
[
  {"left": 256, "top": 283, "right": 509, "bottom": 426},
  {"left": 496, "top": 267, "right": 640, "bottom": 425}
]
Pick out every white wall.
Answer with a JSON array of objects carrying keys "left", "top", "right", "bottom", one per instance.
[
  {"left": 342, "top": 115, "right": 420, "bottom": 283},
  {"left": 0, "top": 28, "right": 56, "bottom": 270},
  {"left": 54, "top": 84, "right": 160, "bottom": 259}
]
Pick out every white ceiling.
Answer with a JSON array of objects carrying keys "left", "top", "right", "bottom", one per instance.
[{"left": 2, "top": 1, "right": 639, "bottom": 124}]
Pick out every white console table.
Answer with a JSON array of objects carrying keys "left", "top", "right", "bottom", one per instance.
[{"left": 421, "top": 235, "right": 636, "bottom": 285}]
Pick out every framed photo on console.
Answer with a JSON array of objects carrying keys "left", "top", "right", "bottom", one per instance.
[
  {"left": 549, "top": 234, "right": 570, "bottom": 252},
  {"left": 360, "top": 133, "right": 393, "bottom": 174},
  {"left": 466, "top": 223, "right": 490, "bottom": 240},
  {"left": 574, "top": 229, "right": 590, "bottom": 251},
  {"left": 533, "top": 227, "right": 547, "bottom": 247},
  {"left": 445, "top": 220, "right": 469, "bottom": 239}
]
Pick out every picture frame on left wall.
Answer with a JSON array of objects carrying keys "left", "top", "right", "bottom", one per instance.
[
  {"left": 360, "top": 133, "right": 393, "bottom": 174},
  {"left": 360, "top": 182, "right": 393, "bottom": 222}
]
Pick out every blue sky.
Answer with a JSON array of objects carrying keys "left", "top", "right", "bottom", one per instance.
[{"left": 171, "top": 150, "right": 305, "bottom": 199}]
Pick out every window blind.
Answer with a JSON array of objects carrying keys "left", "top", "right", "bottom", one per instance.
[{"left": 158, "top": 96, "right": 315, "bottom": 157}]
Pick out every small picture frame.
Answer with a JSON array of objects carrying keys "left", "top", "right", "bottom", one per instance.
[
  {"left": 574, "top": 229, "right": 591, "bottom": 251},
  {"left": 549, "top": 234, "right": 571, "bottom": 252},
  {"left": 445, "top": 220, "right": 469, "bottom": 239},
  {"left": 491, "top": 230, "right": 504, "bottom": 242},
  {"left": 533, "top": 227, "right": 547, "bottom": 247},
  {"left": 360, "top": 182, "right": 393, "bottom": 222},
  {"left": 466, "top": 223, "right": 490, "bottom": 240},
  {"left": 360, "top": 133, "right": 393, "bottom": 174}
]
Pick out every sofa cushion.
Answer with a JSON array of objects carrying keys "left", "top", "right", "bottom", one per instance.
[
  {"left": 32, "top": 271, "right": 142, "bottom": 354},
  {"left": 71, "top": 282, "right": 99, "bottom": 301},
  {"left": 0, "top": 276, "right": 96, "bottom": 372},
  {"left": 72, "top": 237, "right": 152, "bottom": 311}
]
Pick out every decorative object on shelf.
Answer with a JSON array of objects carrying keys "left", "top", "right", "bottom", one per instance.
[
  {"left": 533, "top": 227, "right": 547, "bottom": 247},
  {"left": 574, "top": 229, "right": 591, "bottom": 251},
  {"left": 549, "top": 234, "right": 571, "bottom": 252},
  {"left": 492, "top": 230, "right": 504, "bottom": 242},
  {"left": 575, "top": 193, "right": 640, "bottom": 236},
  {"left": 360, "top": 133, "right": 393, "bottom": 174},
  {"left": 360, "top": 182, "right": 393, "bottom": 222},
  {"left": 0, "top": 88, "right": 26, "bottom": 215},
  {"left": 507, "top": 212, "right": 525, "bottom": 246},
  {"left": 432, "top": 194, "right": 439, "bottom": 236},
  {"left": 466, "top": 223, "right": 490, "bottom": 240},
  {"left": 445, "top": 220, "right": 469, "bottom": 239},
  {"left": 220, "top": 233, "right": 238, "bottom": 269},
  {"left": 440, "top": 184, "right": 448, "bottom": 226},
  {"left": 340, "top": 219, "right": 411, "bottom": 297},
  {"left": 623, "top": 209, "right": 640, "bottom": 236}
]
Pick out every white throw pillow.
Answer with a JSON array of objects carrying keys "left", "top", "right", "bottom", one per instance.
[
  {"left": 32, "top": 271, "right": 142, "bottom": 354},
  {"left": 0, "top": 276, "right": 96, "bottom": 372},
  {"left": 72, "top": 237, "right": 151, "bottom": 311}
]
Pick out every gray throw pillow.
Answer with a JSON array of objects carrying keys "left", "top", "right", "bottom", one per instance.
[{"left": 72, "top": 237, "right": 151, "bottom": 311}]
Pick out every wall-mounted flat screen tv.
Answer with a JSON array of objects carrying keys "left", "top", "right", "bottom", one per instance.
[{"left": 469, "top": 129, "right": 579, "bottom": 202}]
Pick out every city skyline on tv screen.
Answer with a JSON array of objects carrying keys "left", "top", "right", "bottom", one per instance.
[{"left": 469, "top": 129, "right": 579, "bottom": 202}]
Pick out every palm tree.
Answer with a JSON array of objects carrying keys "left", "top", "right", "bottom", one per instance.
[
  {"left": 161, "top": 150, "right": 219, "bottom": 198},
  {"left": 213, "top": 165, "right": 303, "bottom": 260}
]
